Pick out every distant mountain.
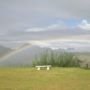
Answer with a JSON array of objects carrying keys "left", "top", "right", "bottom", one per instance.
[
  {"left": 0, "top": 45, "right": 12, "bottom": 57},
  {"left": 0, "top": 43, "right": 90, "bottom": 67},
  {"left": 66, "top": 48, "right": 76, "bottom": 52}
]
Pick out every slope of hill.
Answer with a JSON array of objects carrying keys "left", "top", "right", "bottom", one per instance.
[
  {"left": 0, "top": 44, "right": 52, "bottom": 66},
  {"left": 76, "top": 52, "right": 90, "bottom": 67},
  {"left": 0, "top": 45, "right": 12, "bottom": 58}
]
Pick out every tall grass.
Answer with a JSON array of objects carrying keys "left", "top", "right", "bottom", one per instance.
[{"left": 32, "top": 51, "right": 81, "bottom": 67}]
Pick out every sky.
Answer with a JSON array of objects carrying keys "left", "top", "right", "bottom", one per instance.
[{"left": 0, "top": 0, "right": 90, "bottom": 51}]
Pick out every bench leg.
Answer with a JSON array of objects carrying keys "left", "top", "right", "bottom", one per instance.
[
  {"left": 47, "top": 67, "right": 50, "bottom": 70},
  {"left": 37, "top": 67, "right": 40, "bottom": 70}
]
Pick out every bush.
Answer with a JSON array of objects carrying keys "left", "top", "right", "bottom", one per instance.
[{"left": 32, "top": 51, "right": 81, "bottom": 67}]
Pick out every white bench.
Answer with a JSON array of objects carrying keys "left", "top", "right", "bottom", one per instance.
[{"left": 36, "top": 65, "right": 51, "bottom": 70}]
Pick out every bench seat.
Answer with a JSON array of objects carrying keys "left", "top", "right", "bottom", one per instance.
[{"left": 36, "top": 65, "right": 51, "bottom": 70}]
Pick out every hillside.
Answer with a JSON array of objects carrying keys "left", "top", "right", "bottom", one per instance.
[
  {"left": 0, "top": 45, "right": 52, "bottom": 66},
  {"left": 76, "top": 52, "right": 90, "bottom": 67},
  {"left": 0, "top": 45, "right": 12, "bottom": 57}
]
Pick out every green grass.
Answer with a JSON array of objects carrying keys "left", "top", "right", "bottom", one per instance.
[{"left": 0, "top": 67, "right": 90, "bottom": 90}]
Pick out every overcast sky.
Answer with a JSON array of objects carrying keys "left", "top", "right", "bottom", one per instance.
[{"left": 0, "top": 0, "right": 90, "bottom": 51}]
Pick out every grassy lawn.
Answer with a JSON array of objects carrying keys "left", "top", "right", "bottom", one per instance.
[{"left": 0, "top": 67, "right": 90, "bottom": 90}]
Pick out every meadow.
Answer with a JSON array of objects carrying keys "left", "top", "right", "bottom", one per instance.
[{"left": 0, "top": 67, "right": 90, "bottom": 90}]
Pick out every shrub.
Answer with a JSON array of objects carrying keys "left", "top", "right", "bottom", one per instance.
[{"left": 32, "top": 51, "right": 81, "bottom": 67}]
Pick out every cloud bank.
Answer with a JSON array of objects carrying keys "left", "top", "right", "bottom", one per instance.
[{"left": 0, "top": 0, "right": 90, "bottom": 51}]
